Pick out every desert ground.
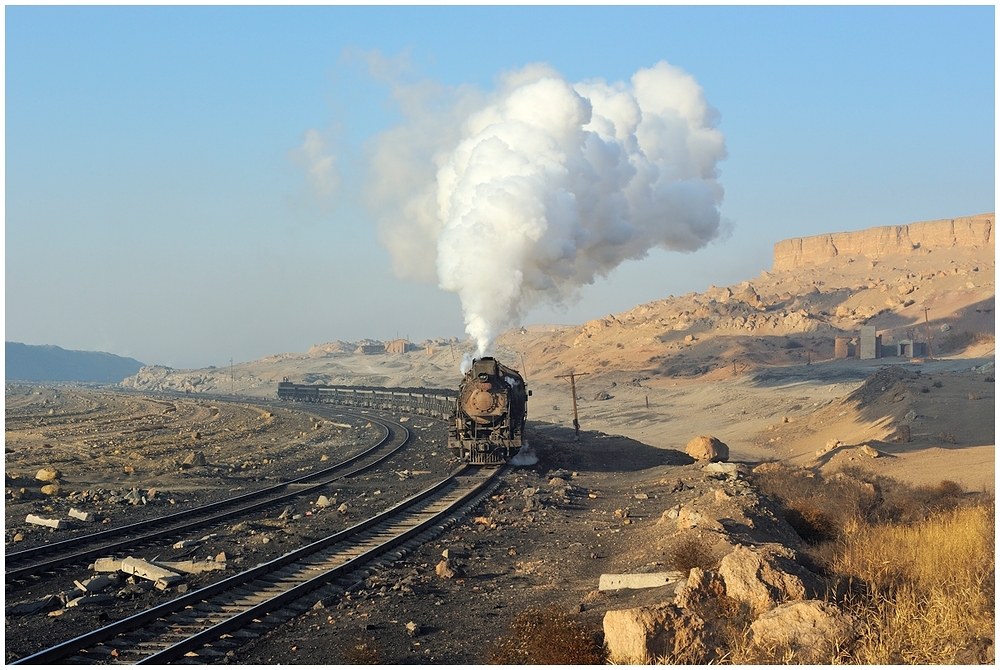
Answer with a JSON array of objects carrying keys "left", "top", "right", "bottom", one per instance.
[{"left": 6, "top": 216, "right": 994, "bottom": 663}]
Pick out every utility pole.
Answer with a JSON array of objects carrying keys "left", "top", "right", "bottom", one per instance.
[
  {"left": 230, "top": 358, "right": 234, "bottom": 395},
  {"left": 555, "top": 372, "right": 588, "bottom": 439},
  {"left": 923, "top": 306, "right": 934, "bottom": 359}
]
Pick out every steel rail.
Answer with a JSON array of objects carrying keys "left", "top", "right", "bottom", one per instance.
[
  {"left": 6, "top": 411, "right": 409, "bottom": 583},
  {"left": 13, "top": 464, "right": 501, "bottom": 665}
]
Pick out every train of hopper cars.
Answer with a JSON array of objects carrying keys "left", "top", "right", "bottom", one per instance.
[{"left": 277, "top": 356, "right": 530, "bottom": 465}]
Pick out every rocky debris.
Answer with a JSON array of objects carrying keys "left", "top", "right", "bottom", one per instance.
[
  {"left": 434, "top": 558, "right": 458, "bottom": 579},
  {"left": 676, "top": 507, "right": 724, "bottom": 532},
  {"left": 859, "top": 444, "right": 880, "bottom": 458},
  {"left": 405, "top": 621, "right": 423, "bottom": 637},
  {"left": 34, "top": 466, "right": 61, "bottom": 482},
  {"left": 6, "top": 595, "right": 62, "bottom": 617},
  {"left": 702, "top": 462, "right": 739, "bottom": 477},
  {"left": 718, "top": 544, "right": 823, "bottom": 615},
  {"left": 74, "top": 574, "right": 120, "bottom": 593},
  {"left": 39, "top": 483, "right": 63, "bottom": 496},
  {"left": 119, "top": 556, "right": 183, "bottom": 590},
  {"left": 315, "top": 495, "right": 333, "bottom": 508},
  {"left": 180, "top": 450, "right": 207, "bottom": 468},
  {"left": 673, "top": 567, "right": 726, "bottom": 610},
  {"left": 685, "top": 436, "right": 729, "bottom": 462},
  {"left": 155, "top": 559, "right": 226, "bottom": 574},
  {"left": 749, "top": 600, "right": 856, "bottom": 663},
  {"left": 603, "top": 603, "right": 714, "bottom": 664},
  {"left": 816, "top": 439, "right": 843, "bottom": 457}
]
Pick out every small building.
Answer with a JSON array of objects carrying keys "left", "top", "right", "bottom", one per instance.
[
  {"left": 834, "top": 336, "right": 854, "bottom": 358},
  {"left": 859, "top": 326, "right": 882, "bottom": 360},
  {"left": 385, "top": 339, "right": 414, "bottom": 354},
  {"left": 356, "top": 344, "right": 385, "bottom": 355}
]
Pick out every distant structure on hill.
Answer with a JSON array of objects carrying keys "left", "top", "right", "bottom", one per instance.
[
  {"left": 835, "top": 327, "right": 928, "bottom": 360},
  {"left": 5, "top": 342, "right": 145, "bottom": 382},
  {"left": 774, "top": 213, "right": 994, "bottom": 271},
  {"left": 385, "top": 339, "right": 416, "bottom": 354}
]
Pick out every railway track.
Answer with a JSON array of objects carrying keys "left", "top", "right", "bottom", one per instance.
[
  {"left": 14, "top": 464, "right": 503, "bottom": 665},
  {"left": 6, "top": 410, "right": 410, "bottom": 586}
]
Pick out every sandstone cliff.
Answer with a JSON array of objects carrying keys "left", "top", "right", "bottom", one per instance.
[{"left": 773, "top": 213, "right": 993, "bottom": 271}]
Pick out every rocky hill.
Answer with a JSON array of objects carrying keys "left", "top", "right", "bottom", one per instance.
[
  {"left": 6, "top": 342, "right": 144, "bottom": 383},
  {"left": 773, "top": 213, "right": 993, "bottom": 271},
  {"left": 119, "top": 212, "right": 994, "bottom": 395}
]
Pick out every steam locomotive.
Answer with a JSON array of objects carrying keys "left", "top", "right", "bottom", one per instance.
[{"left": 447, "top": 357, "right": 530, "bottom": 465}]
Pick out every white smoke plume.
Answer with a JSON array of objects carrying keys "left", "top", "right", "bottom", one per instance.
[{"left": 366, "top": 60, "right": 727, "bottom": 358}]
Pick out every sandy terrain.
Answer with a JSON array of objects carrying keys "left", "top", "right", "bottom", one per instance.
[
  {"left": 119, "top": 222, "right": 995, "bottom": 493},
  {"left": 6, "top": 215, "right": 994, "bottom": 663}
]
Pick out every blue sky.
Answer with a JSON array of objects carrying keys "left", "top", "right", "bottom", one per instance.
[{"left": 6, "top": 5, "right": 995, "bottom": 369}]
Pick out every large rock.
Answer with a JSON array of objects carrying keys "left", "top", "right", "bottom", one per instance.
[
  {"left": 35, "top": 466, "right": 61, "bottom": 482},
  {"left": 603, "top": 603, "right": 714, "bottom": 664},
  {"left": 749, "top": 600, "right": 856, "bottom": 663},
  {"left": 181, "top": 451, "right": 206, "bottom": 467},
  {"left": 718, "top": 544, "right": 823, "bottom": 614},
  {"left": 674, "top": 567, "right": 726, "bottom": 610},
  {"left": 686, "top": 436, "right": 729, "bottom": 462}
]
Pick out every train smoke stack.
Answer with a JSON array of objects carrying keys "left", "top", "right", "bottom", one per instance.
[{"left": 367, "top": 61, "right": 727, "bottom": 359}]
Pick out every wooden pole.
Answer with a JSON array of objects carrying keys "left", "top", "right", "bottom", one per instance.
[{"left": 556, "top": 372, "right": 588, "bottom": 439}]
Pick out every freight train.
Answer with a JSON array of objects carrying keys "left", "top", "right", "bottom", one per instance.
[{"left": 276, "top": 356, "right": 529, "bottom": 465}]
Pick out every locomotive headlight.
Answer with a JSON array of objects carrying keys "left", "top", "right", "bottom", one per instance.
[{"left": 478, "top": 373, "right": 489, "bottom": 380}]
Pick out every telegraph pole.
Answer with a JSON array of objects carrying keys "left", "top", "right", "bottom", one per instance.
[
  {"left": 230, "top": 358, "right": 234, "bottom": 395},
  {"left": 555, "top": 372, "right": 588, "bottom": 439}
]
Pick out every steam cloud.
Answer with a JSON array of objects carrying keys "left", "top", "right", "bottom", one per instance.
[{"left": 366, "top": 61, "right": 727, "bottom": 358}]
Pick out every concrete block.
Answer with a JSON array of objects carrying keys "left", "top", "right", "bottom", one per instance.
[
  {"left": 25, "top": 514, "right": 69, "bottom": 529},
  {"left": 68, "top": 508, "right": 94, "bottom": 522},
  {"left": 120, "top": 556, "right": 182, "bottom": 584},
  {"left": 93, "top": 557, "right": 122, "bottom": 573},
  {"left": 599, "top": 571, "right": 685, "bottom": 591}
]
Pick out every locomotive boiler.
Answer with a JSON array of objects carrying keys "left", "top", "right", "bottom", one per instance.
[{"left": 448, "top": 357, "right": 529, "bottom": 465}]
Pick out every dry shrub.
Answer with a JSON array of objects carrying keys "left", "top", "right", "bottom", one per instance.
[
  {"left": 832, "top": 501, "right": 995, "bottom": 663},
  {"left": 339, "top": 634, "right": 384, "bottom": 664},
  {"left": 487, "top": 605, "right": 605, "bottom": 664},
  {"left": 752, "top": 465, "right": 978, "bottom": 542},
  {"left": 668, "top": 536, "right": 715, "bottom": 572}
]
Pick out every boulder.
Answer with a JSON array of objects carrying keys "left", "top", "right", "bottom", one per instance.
[
  {"left": 749, "top": 600, "right": 856, "bottom": 663},
  {"left": 674, "top": 567, "right": 726, "bottom": 610},
  {"left": 603, "top": 603, "right": 714, "bottom": 664},
  {"left": 435, "top": 559, "right": 457, "bottom": 579},
  {"left": 181, "top": 451, "right": 206, "bottom": 467},
  {"left": 35, "top": 466, "right": 61, "bottom": 482},
  {"left": 718, "top": 544, "right": 823, "bottom": 614},
  {"left": 686, "top": 436, "right": 729, "bottom": 462}
]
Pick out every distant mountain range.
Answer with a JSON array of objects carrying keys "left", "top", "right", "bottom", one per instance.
[{"left": 6, "top": 342, "right": 145, "bottom": 383}]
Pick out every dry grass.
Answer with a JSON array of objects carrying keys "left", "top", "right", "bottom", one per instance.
[
  {"left": 339, "top": 634, "right": 384, "bottom": 664},
  {"left": 730, "top": 469, "right": 995, "bottom": 664},
  {"left": 487, "top": 605, "right": 606, "bottom": 664},
  {"left": 833, "top": 502, "right": 995, "bottom": 664}
]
